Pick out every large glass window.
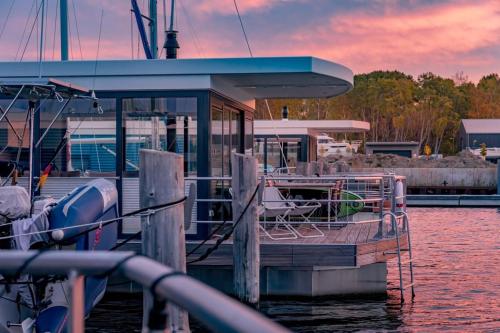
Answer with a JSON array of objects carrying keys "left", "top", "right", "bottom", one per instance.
[
  {"left": 62, "top": 99, "right": 116, "bottom": 175},
  {"left": 0, "top": 98, "right": 116, "bottom": 178},
  {"left": 211, "top": 107, "right": 223, "bottom": 177},
  {"left": 0, "top": 99, "right": 31, "bottom": 178},
  {"left": 123, "top": 97, "right": 197, "bottom": 176}
]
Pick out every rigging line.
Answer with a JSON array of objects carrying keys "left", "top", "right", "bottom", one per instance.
[
  {"left": 231, "top": 0, "right": 288, "bottom": 170},
  {"left": 19, "top": 0, "right": 44, "bottom": 62},
  {"left": 36, "top": 0, "right": 39, "bottom": 60},
  {"left": 91, "top": 116, "right": 102, "bottom": 172},
  {"left": 43, "top": 0, "right": 49, "bottom": 61},
  {"left": 92, "top": 9, "right": 104, "bottom": 91},
  {"left": 51, "top": 0, "right": 59, "bottom": 60},
  {"left": 179, "top": 0, "right": 204, "bottom": 57},
  {"left": 70, "top": 0, "right": 83, "bottom": 60},
  {"left": 39, "top": 0, "right": 46, "bottom": 77},
  {"left": 15, "top": 0, "right": 36, "bottom": 60},
  {"left": 162, "top": 0, "right": 167, "bottom": 31},
  {"left": 265, "top": 99, "right": 289, "bottom": 169},
  {"left": 0, "top": 196, "right": 187, "bottom": 241},
  {"left": 0, "top": 0, "right": 16, "bottom": 42},
  {"left": 130, "top": 10, "right": 134, "bottom": 59},
  {"left": 232, "top": 0, "right": 252, "bottom": 57}
]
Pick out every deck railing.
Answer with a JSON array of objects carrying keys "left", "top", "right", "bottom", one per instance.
[
  {"left": 185, "top": 173, "right": 407, "bottom": 239},
  {"left": 0, "top": 251, "right": 289, "bottom": 333}
]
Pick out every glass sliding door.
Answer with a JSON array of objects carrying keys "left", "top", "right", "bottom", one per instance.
[{"left": 121, "top": 96, "right": 197, "bottom": 234}]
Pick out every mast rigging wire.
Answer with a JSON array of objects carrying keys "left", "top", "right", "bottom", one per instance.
[
  {"left": 232, "top": 0, "right": 288, "bottom": 169},
  {"left": 179, "top": 0, "right": 204, "bottom": 57},
  {"left": 70, "top": 0, "right": 83, "bottom": 60},
  {"left": 51, "top": 0, "right": 59, "bottom": 60},
  {"left": 19, "top": 0, "right": 43, "bottom": 62},
  {"left": 16, "top": 0, "right": 40, "bottom": 61},
  {"left": 92, "top": 9, "right": 104, "bottom": 90},
  {"left": 0, "top": 0, "right": 16, "bottom": 42},
  {"left": 15, "top": 0, "right": 36, "bottom": 60},
  {"left": 130, "top": 10, "right": 134, "bottom": 59},
  {"left": 232, "top": 0, "right": 252, "bottom": 57},
  {"left": 38, "top": 0, "right": 46, "bottom": 77},
  {"left": 43, "top": 0, "right": 48, "bottom": 61}
]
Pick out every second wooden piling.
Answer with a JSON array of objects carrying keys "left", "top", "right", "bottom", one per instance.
[{"left": 231, "top": 152, "right": 259, "bottom": 305}]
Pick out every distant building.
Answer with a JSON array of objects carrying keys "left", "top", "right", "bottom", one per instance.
[
  {"left": 459, "top": 119, "right": 500, "bottom": 163},
  {"left": 254, "top": 120, "right": 369, "bottom": 172},
  {"left": 365, "top": 142, "right": 419, "bottom": 158},
  {"left": 459, "top": 119, "right": 500, "bottom": 149}
]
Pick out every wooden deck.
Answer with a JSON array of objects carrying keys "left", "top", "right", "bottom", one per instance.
[{"left": 186, "top": 214, "right": 408, "bottom": 268}]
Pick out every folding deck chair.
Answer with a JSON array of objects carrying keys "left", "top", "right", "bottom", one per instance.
[
  {"left": 259, "top": 186, "right": 325, "bottom": 240},
  {"left": 258, "top": 186, "right": 297, "bottom": 240},
  {"left": 287, "top": 195, "right": 324, "bottom": 238}
]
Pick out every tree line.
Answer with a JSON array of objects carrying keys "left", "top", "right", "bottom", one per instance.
[{"left": 255, "top": 71, "right": 500, "bottom": 155}]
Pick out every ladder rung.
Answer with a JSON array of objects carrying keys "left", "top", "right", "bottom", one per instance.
[
  {"left": 388, "top": 283, "right": 414, "bottom": 291},
  {"left": 384, "top": 249, "right": 410, "bottom": 255},
  {"left": 387, "top": 287, "right": 401, "bottom": 290}
]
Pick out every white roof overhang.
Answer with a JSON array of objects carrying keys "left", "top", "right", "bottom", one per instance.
[
  {"left": 0, "top": 57, "right": 353, "bottom": 106},
  {"left": 254, "top": 120, "right": 370, "bottom": 136}
]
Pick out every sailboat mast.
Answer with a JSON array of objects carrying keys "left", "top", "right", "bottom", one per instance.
[
  {"left": 149, "top": 0, "right": 158, "bottom": 58},
  {"left": 60, "top": 0, "right": 69, "bottom": 60}
]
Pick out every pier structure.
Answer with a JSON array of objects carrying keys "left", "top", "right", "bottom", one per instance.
[
  {"left": 114, "top": 155, "right": 413, "bottom": 298},
  {"left": 182, "top": 167, "right": 412, "bottom": 297}
]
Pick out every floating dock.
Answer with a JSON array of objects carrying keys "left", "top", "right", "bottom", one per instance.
[{"left": 187, "top": 221, "right": 408, "bottom": 296}]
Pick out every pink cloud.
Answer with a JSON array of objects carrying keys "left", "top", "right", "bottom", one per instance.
[
  {"left": 277, "top": 0, "right": 500, "bottom": 79},
  {"left": 1, "top": 0, "right": 498, "bottom": 82},
  {"left": 187, "top": 0, "right": 279, "bottom": 16}
]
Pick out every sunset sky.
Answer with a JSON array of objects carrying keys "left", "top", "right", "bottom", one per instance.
[{"left": 0, "top": 0, "right": 498, "bottom": 82}]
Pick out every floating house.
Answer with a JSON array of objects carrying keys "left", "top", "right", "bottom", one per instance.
[
  {"left": 254, "top": 119, "right": 369, "bottom": 171},
  {"left": 0, "top": 57, "right": 353, "bottom": 239}
]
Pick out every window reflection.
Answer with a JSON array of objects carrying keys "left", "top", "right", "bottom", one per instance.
[{"left": 123, "top": 97, "right": 197, "bottom": 176}]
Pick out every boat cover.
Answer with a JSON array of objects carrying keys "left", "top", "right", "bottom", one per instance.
[
  {"left": 11, "top": 211, "right": 50, "bottom": 250},
  {"left": 0, "top": 186, "right": 30, "bottom": 224}
]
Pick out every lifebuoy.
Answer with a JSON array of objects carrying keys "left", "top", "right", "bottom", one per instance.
[{"left": 395, "top": 179, "right": 404, "bottom": 212}]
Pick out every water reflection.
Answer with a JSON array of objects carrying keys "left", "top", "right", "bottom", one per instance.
[{"left": 88, "top": 208, "right": 500, "bottom": 332}]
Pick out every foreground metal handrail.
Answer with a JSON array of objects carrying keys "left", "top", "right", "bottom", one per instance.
[{"left": 0, "top": 251, "right": 289, "bottom": 333}]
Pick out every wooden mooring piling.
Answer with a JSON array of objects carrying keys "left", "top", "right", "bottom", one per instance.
[
  {"left": 231, "top": 153, "right": 260, "bottom": 305},
  {"left": 140, "top": 149, "right": 190, "bottom": 332}
]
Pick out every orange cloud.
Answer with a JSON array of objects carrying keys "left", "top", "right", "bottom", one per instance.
[{"left": 280, "top": 0, "right": 500, "bottom": 77}]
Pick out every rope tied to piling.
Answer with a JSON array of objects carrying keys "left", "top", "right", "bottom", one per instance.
[{"left": 187, "top": 182, "right": 260, "bottom": 264}]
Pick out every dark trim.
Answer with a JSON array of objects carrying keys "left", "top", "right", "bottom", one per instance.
[
  {"left": 191, "top": 92, "right": 211, "bottom": 240},
  {"left": 31, "top": 101, "right": 41, "bottom": 197},
  {"left": 115, "top": 98, "right": 125, "bottom": 236}
]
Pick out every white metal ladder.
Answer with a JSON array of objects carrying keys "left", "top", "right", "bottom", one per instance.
[{"left": 384, "top": 211, "right": 415, "bottom": 303}]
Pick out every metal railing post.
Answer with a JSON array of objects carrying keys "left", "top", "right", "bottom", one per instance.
[
  {"left": 68, "top": 270, "right": 85, "bottom": 333},
  {"left": 378, "top": 177, "right": 384, "bottom": 237}
]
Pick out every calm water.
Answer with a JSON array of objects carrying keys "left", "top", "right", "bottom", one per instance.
[{"left": 87, "top": 208, "right": 500, "bottom": 332}]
